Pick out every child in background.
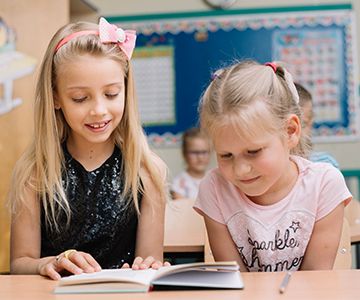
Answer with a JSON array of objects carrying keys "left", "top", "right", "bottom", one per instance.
[
  {"left": 171, "top": 127, "right": 211, "bottom": 199},
  {"left": 7, "top": 18, "right": 169, "bottom": 280},
  {"left": 194, "top": 61, "right": 351, "bottom": 272},
  {"left": 295, "top": 83, "right": 340, "bottom": 169}
]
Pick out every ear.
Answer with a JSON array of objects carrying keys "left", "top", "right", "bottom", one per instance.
[
  {"left": 286, "top": 114, "right": 301, "bottom": 149},
  {"left": 53, "top": 92, "right": 61, "bottom": 110}
]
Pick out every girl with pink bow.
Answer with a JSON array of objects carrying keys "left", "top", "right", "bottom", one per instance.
[{"left": 7, "top": 18, "right": 170, "bottom": 280}]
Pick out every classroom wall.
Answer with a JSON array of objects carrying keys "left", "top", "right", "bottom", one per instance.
[
  {"left": 88, "top": 0, "right": 360, "bottom": 178},
  {"left": 0, "top": 0, "right": 69, "bottom": 273}
]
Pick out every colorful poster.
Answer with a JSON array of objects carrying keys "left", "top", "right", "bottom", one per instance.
[{"left": 273, "top": 27, "right": 357, "bottom": 142}]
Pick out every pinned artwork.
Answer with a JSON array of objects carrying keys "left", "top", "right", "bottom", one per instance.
[{"left": 0, "top": 17, "right": 37, "bottom": 116}]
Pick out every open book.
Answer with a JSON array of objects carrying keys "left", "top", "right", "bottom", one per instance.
[{"left": 53, "top": 261, "right": 244, "bottom": 294}]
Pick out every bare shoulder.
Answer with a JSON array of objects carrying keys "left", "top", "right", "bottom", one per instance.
[
  {"left": 148, "top": 151, "right": 167, "bottom": 180},
  {"left": 140, "top": 151, "right": 168, "bottom": 194}
]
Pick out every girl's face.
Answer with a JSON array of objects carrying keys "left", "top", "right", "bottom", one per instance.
[
  {"left": 54, "top": 55, "right": 125, "bottom": 148},
  {"left": 184, "top": 137, "right": 211, "bottom": 174},
  {"left": 213, "top": 123, "right": 297, "bottom": 205}
]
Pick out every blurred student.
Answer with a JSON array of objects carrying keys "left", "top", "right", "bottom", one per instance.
[
  {"left": 296, "top": 83, "right": 340, "bottom": 169},
  {"left": 171, "top": 127, "right": 211, "bottom": 199}
]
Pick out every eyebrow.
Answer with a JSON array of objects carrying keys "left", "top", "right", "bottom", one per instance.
[{"left": 66, "top": 82, "right": 124, "bottom": 91}]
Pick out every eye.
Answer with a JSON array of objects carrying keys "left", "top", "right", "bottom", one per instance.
[
  {"left": 72, "top": 97, "right": 86, "bottom": 103},
  {"left": 248, "top": 148, "right": 262, "bottom": 155},
  {"left": 220, "top": 153, "right": 232, "bottom": 159},
  {"left": 106, "top": 93, "right": 119, "bottom": 99}
]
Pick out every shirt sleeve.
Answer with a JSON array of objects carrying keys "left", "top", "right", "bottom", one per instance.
[
  {"left": 193, "top": 170, "right": 226, "bottom": 225},
  {"left": 316, "top": 166, "right": 352, "bottom": 221}
]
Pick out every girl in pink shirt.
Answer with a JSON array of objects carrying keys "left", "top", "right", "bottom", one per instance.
[{"left": 193, "top": 61, "right": 351, "bottom": 272}]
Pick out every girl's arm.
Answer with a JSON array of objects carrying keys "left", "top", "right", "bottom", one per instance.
[
  {"left": 10, "top": 179, "right": 100, "bottom": 280},
  {"left": 130, "top": 154, "right": 170, "bottom": 270},
  {"left": 10, "top": 182, "right": 48, "bottom": 275},
  {"left": 300, "top": 201, "right": 346, "bottom": 270},
  {"left": 204, "top": 213, "right": 249, "bottom": 272}
]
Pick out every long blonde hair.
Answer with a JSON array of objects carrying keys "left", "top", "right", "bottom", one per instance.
[
  {"left": 7, "top": 21, "right": 167, "bottom": 231},
  {"left": 200, "top": 60, "right": 308, "bottom": 157}
]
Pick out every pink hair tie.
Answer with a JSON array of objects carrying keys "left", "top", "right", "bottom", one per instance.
[
  {"left": 54, "top": 30, "right": 99, "bottom": 53},
  {"left": 265, "top": 62, "right": 277, "bottom": 73},
  {"left": 54, "top": 17, "right": 137, "bottom": 60}
]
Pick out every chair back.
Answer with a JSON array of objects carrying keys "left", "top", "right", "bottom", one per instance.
[
  {"left": 333, "top": 217, "right": 351, "bottom": 270},
  {"left": 344, "top": 199, "right": 360, "bottom": 228},
  {"left": 204, "top": 229, "right": 215, "bottom": 263},
  {"left": 164, "top": 198, "right": 205, "bottom": 252}
]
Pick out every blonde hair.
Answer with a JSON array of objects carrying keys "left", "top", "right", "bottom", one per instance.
[
  {"left": 200, "top": 60, "right": 308, "bottom": 158},
  {"left": 7, "top": 21, "right": 167, "bottom": 231}
]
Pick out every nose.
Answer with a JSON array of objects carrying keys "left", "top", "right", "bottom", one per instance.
[
  {"left": 233, "top": 156, "right": 251, "bottom": 177},
  {"left": 90, "top": 97, "right": 107, "bottom": 116}
]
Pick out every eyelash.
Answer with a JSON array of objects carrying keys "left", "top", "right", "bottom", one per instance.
[
  {"left": 248, "top": 149, "right": 262, "bottom": 155},
  {"left": 106, "top": 93, "right": 118, "bottom": 99},
  {"left": 73, "top": 97, "right": 86, "bottom": 103},
  {"left": 220, "top": 149, "right": 262, "bottom": 158},
  {"left": 72, "top": 93, "right": 119, "bottom": 103}
]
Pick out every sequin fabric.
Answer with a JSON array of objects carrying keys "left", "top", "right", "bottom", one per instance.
[{"left": 41, "top": 144, "right": 140, "bottom": 269}]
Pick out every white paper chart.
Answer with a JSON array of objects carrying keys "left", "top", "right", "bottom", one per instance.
[{"left": 131, "top": 46, "right": 176, "bottom": 126}]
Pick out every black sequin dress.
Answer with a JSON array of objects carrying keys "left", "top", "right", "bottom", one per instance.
[{"left": 41, "top": 144, "right": 140, "bottom": 269}]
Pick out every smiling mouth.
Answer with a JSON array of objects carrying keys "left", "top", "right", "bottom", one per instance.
[{"left": 88, "top": 121, "right": 109, "bottom": 128}]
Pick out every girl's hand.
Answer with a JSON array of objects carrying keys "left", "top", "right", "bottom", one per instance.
[
  {"left": 121, "top": 256, "right": 171, "bottom": 270},
  {"left": 39, "top": 250, "right": 101, "bottom": 280}
]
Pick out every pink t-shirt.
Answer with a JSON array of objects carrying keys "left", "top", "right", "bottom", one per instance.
[{"left": 193, "top": 156, "right": 352, "bottom": 272}]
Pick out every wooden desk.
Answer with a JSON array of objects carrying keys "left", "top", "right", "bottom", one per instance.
[{"left": 1, "top": 270, "right": 360, "bottom": 299}]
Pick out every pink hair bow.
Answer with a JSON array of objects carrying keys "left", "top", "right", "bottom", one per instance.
[{"left": 99, "top": 17, "right": 136, "bottom": 60}]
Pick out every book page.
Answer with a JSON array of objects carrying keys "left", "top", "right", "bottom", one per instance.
[
  {"left": 152, "top": 269, "right": 244, "bottom": 289},
  {"left": 152, "top": 261, "right": 239, "bottom": 281},
  {"left": 58, "top": 268, "right": 158, "bottom": 287}
]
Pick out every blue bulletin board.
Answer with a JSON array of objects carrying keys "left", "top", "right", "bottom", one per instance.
[{"left": 109, "top": 4, "right": 359, "bottom": 146}]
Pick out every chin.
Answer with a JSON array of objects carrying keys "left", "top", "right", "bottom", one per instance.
[{"left": 239, "top": 186, "right": 268, "bottom": 198}]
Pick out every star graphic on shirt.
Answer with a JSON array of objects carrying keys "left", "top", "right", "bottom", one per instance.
[{"left": 290, "top": 221, "right": 301, "bottom": 233}]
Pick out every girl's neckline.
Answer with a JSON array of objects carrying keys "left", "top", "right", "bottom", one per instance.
[{"left": 63, "top": 143, "right": 119, "bottom": 173}]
